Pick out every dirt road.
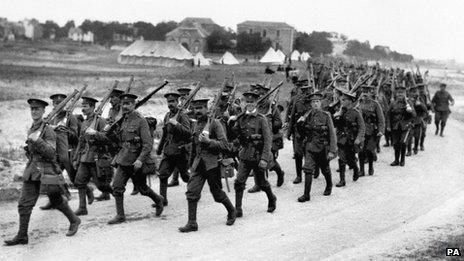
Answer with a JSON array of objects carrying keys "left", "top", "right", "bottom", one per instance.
[{"left": 1, "top": 119, "right": 464, "bottom": 261}]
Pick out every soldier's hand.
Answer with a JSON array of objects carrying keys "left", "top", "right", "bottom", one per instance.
[
  {"left": 133, "top": 159, "right": 143, "bottom": 170},
  {"left": 199, "top": 132, "right": 210, "bottom": 143},
  {"left": 258, "top": 159, "right": 268, "bottom": 169},
  {"left": 168, "top": 118, "right": 179, "bottom": 126},
  {"left": 27, "top": 131, "right": 41, "bottom": 142},
  {"left": 328, "top": 152, "right": 336, "bottom": 161},
  {"left": 55, "top": 125, "right": 69, "bottom": 133},
  {"left": 85, "top": 127, "right": 97, "bottom": 135},
  {"left": 354, "top": 138, "right": 362, "bottom": 145},
  {"left": 377, "top": 132, "right": 383, "bottom": 137},
  {"left": 386, "top": 127, "right": 391, "bottom": 132},
  {"left": 223, "top": 110, "right": 230, "bottom": 118},
  {"left": 228, "top": 115, "right": 237, "bottom": 122},
  {"left": 72, "top": 161, "right": 79, "bottom": 170}
]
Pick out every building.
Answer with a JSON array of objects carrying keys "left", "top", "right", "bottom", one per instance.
[
  {"left": 21, "top": 19, "right": 43, "bottom": 40},
  {"left": 166, "top": 17, "right": 220, "bottom": 54},
  {"left": 237, "top": 20, "right": 295, "bottom": 55},
  {"left": 68, "top": 27, "right": 94, "bottom": 43}
]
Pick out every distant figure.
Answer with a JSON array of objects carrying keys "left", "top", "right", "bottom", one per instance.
[
  {"left": 432, "top": 83, "right": 454, "bottom": 137},
  {"left": 265, "top": 65, "right": 275, "bottom": 74},
  {"left": 285, "top": 64, "right": 292, "bottom": 79}
]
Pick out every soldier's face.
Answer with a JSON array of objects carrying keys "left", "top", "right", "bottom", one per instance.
[
  {"left": 81, "top": 103, "right": 94, "bottom": 116},
  {"left": 311, "top": 99, "right": 322, "bottom": 110},
  {"left": 52, "top": 99, "right": 64, "bottom": 108},
  {"left": 121, "top": 100, "right": 135, "bottom": 114},
  {"left": 440, "top": 85, "right": 446, "bottom": 91},
  {"left": 244, "top": 97, "right": 257, "bottom": 112},
  {"left": 167, "top": 99, "right": 179, "bottom": 112},
  {"left": 30, "top": 106, "right": 45, "bottom": 121},
  {"left": 395, "top": 91, "right": 406, "bottom": 100},
  {"left": 193, "top": 105, "right": 207, "bottom": 118},
  {"left": 110, "top": 96, "right": 120, "bottom": 107},
  {"left": 361, "top": 89, "right": 372, "bottom": 99},
  {"left": 341, "top": 96, "right": 352, "bottom": 108},
  {"left": 258, "top": 88, "right": 267, "bottom": 96}
]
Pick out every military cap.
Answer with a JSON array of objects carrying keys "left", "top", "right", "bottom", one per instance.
[
  {"left": 416, "top": 83, "right": 426, "bottom": 89},
  {"left": 336, "top": 77, "right": 348, "bottom": 83},
  {"left": 177, "top": 88, "right": 191, "bottom": 95},
  {"left": 440, "top": 83, "right": 447, "bottom": 87},
  {"left": 81, "top": 96, "right": 98, "bottom": 105},
  {"left": 300, "top": 85, "right": 313, "bottom": 90},
  {"left": 242, "top": 91, "right": 260, "bottom": 99},
  {"left": 395, "top": 86, "right": 407, "bottom": 91},
  {"left": 341, "top": 90, "right": 357, "bottom": 100},
  {"left": 49, "top": 93, "right": 67, "bottom": 101},
  {"left": 119, "top": 93, "right": 138, "bottom": 102},
  {"left": 28, "top": 98, "right": 48, "bottom": 108},
  {"left": 256, "top": 84, "right": 270, "bottom": 91},
  {"left": 191, "top": 98, "right": 209, "bottom": 107},
  {"left": 308, "top": 92, "right": 324, "bottom": 101},
  {"left": 164, "top": 92, "right": 180, "bottom": 100},
  {"left": 111, "top": 89, "right": 125, "bottom": 97},
  {"left": 297, "top": 79, "right": 309, "bottom": 86},
  {"left": 223, "top": 84, "right": 234, "bottom": 91}
]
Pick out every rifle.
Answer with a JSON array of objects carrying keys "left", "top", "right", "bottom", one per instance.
[
  {"left": 202, "top": 87, "right": 224, "bottom": 136},
  {"left": 55, "top": 84, "right": 88, "bottom": 127},
  {"left": 224, "top": 83, "right": 238, "bottom": 115},
  {"left": 173, "top": 82, "right": 202, "bottom": 119},
  {"left": 310, "top": 63, "right": 316, "bottom": 90},
  {"left": 257, "top": 81, "right": 284, "bottom": 105},
  {"left": 90, "top": 80, "right": 118, "bottom": 130},
  {"left": 267, "top": 84, "right": 281, "bottom": 115}
]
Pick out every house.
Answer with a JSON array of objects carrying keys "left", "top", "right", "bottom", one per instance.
[
  {"left": 21, "top": 19, "right": 43, "bottom": 40},
  {"left": 68, "top": 27, "right": 94, "bottom": 43},
  {"left": 0, "top": 18, "right": 25, "bottom": 41},
  {"left": 166, "top": 17, "right": 220, "bottom": 54},
  {"left": 237, "top": 20, "right": 296, "bottom": 55},
  {"left": 82, "top": 31, "right": 94, "bottom": 43}
]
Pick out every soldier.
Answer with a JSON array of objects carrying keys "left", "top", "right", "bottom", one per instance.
[
  {"left": 432, "top": 83, "right": 454, "bottom": 137},
  {"left": 333, "top": 90, "right": 365, "bottom": 187},
  {"left": 157, "top": 93, "right": 191, "bottom": 206},
  {"left": 96, "top": 93, "right": 164, "bottom": 224},
  {"left": 73, "top": 96, "right": 114, "bottom": 215},
  {"left": 417, "top": 83, "right": 432, "bottom": 150},
  {"left": 229, "top": 92, "right": 276, "bottom": 217},
  {"left": 386, "top": 86, "right": 416, "bottom": 166},
  {"left": 357, "top": 85, "right": 385, "bottom": 176},
  {"left": 406, "top": 86, "right": 428, "bottom": 156},
  {"left": 287, "top": 85, "right": 312, "bottom": 184},
  {"left": 167, "top": 87, "right": 193, "bottom": 187},
  {"left": 296, "top": 92, "right": 337, "bottom": 202},
  {"left": 378, "top": 83, "right": 392, "bottom": 147},
  {"left": 179, "top": 99, "right": 236, "bottom": 232},
  {"left": 4, "top": 99, "right": 80, "bottom": 246}
]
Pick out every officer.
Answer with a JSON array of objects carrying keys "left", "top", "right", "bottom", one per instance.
[
  {"left": 333, "top": 90, "right": 365, "bottom": 187},
  {"left": 73, "top": 96, "right": 114, "bottom": 215},
  {"left": 287, "top": 85, "right": 313, "bottom": 184},
  {"left": 157, "top": 93, "right": 191, "bottom": 206},
  {"left": 296, "top": 92, "right": 337, "bottom": 202},
  {"left": 230, "top": 91, "right": 276, "bottom": 217},
  {"left": 432, "top": 83, "right": 454, "bottom": 137},
  {"left": 406, "top": 86, "right": 428, "bottom": 156},
  {"left": 386, "top": 86, "right": 416, "bottom": 166},
  {"left": 179, "top": 99, "right": 236, "bottom": 232},
  {"left": 356, "top": 85, "right": 385, "bottom": 176},
  {"left": 4, "top": 99, "right": 80, "bottom": 246},
  {"left": 99, "top": 93, "right": 164, "bottom": 224}
]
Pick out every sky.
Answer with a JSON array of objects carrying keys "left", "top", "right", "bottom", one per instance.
[{"left": 1, "top": 0, "right": 463, "bottom": 62}]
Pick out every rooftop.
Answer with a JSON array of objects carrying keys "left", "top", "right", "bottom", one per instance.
[{"left": 237, "top": 20, "right": 294, "bottom": 30}]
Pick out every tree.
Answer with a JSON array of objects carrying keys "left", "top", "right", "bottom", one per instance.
[
  {"left": 294, "top": 31, "right": 333, "bottom": 56},
  {"left": 236, "top": 32, "right": 271, "bottom": 54},
  {"left": 152, "top": 21, "right": 178, "bottom": 40},
  {"left": 133, "top": 21, "right": 157, "bottom": 40},
  {"left": 206, "top": 28, "right": 235, "bottom": 53},
  {"left": 41, "top": 20, "right": 60, "bottom": 39},
  {"left": 56, "top": 20, "right": 75, "bottom": 38}
]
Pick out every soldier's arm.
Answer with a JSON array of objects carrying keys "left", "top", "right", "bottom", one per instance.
[
  {"left": 137, "top": 117, "right": 154, "bottom": 163},
  {"left": 355, "top": 110, "right": 366, "bottom": 142},
  {"left": 385, "top": 105, "right": 392, "bottom": 130},
  {"left": 31, "top": 125, "right": 57, "bottom": 160},
  {"left": 448, "top": 92, "right": 455, "bottom": 105},
  {"left": 285, "top": 98, "right": 294, "bottom": 123},
  {"left": 172, "top": 113, "right": 191, "bottom": 137},
  {"left": 375, "top": 101, "right": 385, "bottom": 135},
  {"left": 260, "top": 116, "right": 272, "bottom": 163},
  {"left": 326, "top": 112, "right": 338, "bottom": 154},
  {"left": 206, "top": 119, "right": 230, "bottom": 152},
  {"left": 67, "top": 114, "right": 79, "bottom": 141},
  {"left": 272, "top": 108, "right": 283, "bottom": 132}
]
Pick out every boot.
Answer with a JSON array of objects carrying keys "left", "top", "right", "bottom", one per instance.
[
  {"left": 400, "top": 146, "right": 406, "bottom": 166},
  {"left": 56, "top": 200, "right": 81, "bottom": 237},
  {"left": 391, "top": 147, "right": 400, "bottom": 166},
  {"left": 160, "top": 180, "right": 168, "bottom": 206},
  {"left": 178, "top": 201, "right": 198, "bottom": 232},
  {"left": 335, "top": 161, "right": 346, "bottom": 187},
  {"left": 435, "top": 124, "right": 439, "bottom": 135},
  {"left": 148, "top": 191, "right": 164, "bottom": 217},
  {"left": 314, "top": 166, "right": 320, "bottom": 179},
  {"left": 248, "top": 184, "right": 261, "bottom": 193},
  {"left": 293, "top": 156, "right": 302, "bottom": 184},
  {"left": 298, "top": 172, "right": 312, "bottom": 202},
  {"left": 108, "top": 196, "right": 126, "bottom": 225},
  {"left": 368, "top": 160, "right": 374, "bottom": 176},
  {"left": 86, "top": 186, "right": 94, "bottom": 205},
  {"left": 420, "top": 135, "right": 425, "bottom": 151},
  {"left": 130, "top": 186, "right": 139, "bottom": 196},
  {"left": 74, "top": 188, "right": 88, "bottom": 216},
  {"left": 39, "top": 200, "right": 54, "bottom": 210},
  {"left": 4, "top": 214, "right": 30, "bottom": 246},
  {"left": 440, "top": 125, "right": 445, "bottom": 137},
  {"left": 353, "top": 165, "right": 359, "bottom": 182},
  {"left": 95, "top": 192, "right": 110, "bottom": 201},
  {"left": 263, "top": 186, "right": 276, "bottom": 213},
  {"left": 274, "top": 163, "right": 285, "bottom": 187},
  {"left": 358, "top": 155, "right": 365, "bottom": 177},
  {"left": 323, "top": 171, "right": 333, "bottom": 196},
  {"left": 222, "top": 198, "right": 236, "bottom": 226},
  {"left": 235, "top": 190, "right": 244, "bottom": 217}
]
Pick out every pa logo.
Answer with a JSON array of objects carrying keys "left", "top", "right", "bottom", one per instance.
[{"left": 446, "top": 248, "right": 461, "bottom": 256}]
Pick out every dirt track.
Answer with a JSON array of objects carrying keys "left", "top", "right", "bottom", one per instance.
[{"left": 1, "top": 116, "right": 463, "bottom": 260}]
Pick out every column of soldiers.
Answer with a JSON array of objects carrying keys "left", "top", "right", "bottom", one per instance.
[{"left": 5, "top": 61, "right": 455, "bottom": 245}]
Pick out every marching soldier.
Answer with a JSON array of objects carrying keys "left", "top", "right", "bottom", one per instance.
[
  {"left": 287, "top": 85, "right": 313, "bottom": 184},
  {"left": 386, "top": 86, "right": 416, "bottom": 166},
  {"left": 356, "top": 85, "right": 385, "bottom": 176},
  {"left": 378, "top": 83, "right": 392, "bottom": 147},
  {"left": 417, "top": 83, "right": 432, "bottom": 150},
  {"left": 296, "top": 92, "right": 337, "bottom": 202},
  {"left": 230, "top": 92, "right": 277, "bottom": 217},
  {"left": 73, "top": 96, "right": 114, "bottom": 215},
  {"left": 4, "top": 99, "right": 80, "bottom": 246},
  {"left": 157, "top": 93, "right": 191, "bottom": 206},
  {"left": 333, "top": 90, "right": 365, "bottom": 187},
  {"left": 179, "top": 99, "right": 236, "bottom": 232},
  {"left": 98, "top": 94, "right": 164, "bottom": 224},
  {"left": 406, "top": 86, "right": 428, "bottom": 156},
  {"left": 432, "top": 83, "right": 454, "bottom": 137}
]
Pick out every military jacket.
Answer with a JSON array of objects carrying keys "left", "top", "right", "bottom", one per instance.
[
  {"left": 432, "top": 90, "right": 454, "bottom": 112},
  {"left": 74, "top": 113, "right": 108, "bottom": 163},
  {"left": 158, "top": 109, "right": 191, "bottom": 156},
  {"left": 298, "top": 109, "right": 337, "bottom": 154},
  {"left": 287, "top": 94, "right": 311, "bottom": 136},
  {"left": 50, "top": 112, "right": 79, "bottom": 154},
  {"left": 409, "top": 97, "right": 428, "bottom": 125},
  {"left": 386, "top": 99, "right": 416, "bottom": 131},
  {"left": 357, "top": 98, "right": 385, "bottom": 136},
  {"left": 334, "top": 107, "right": 365, "bottom": 145}
]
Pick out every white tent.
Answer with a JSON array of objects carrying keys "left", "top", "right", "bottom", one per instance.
[
  {"left": 259, "top": 47, "right": 281, "bottom": 64},
  {"left": 193, "top": 52, "right": 211, "bottom": 66},
  {"left": 290, "top": 50, "right": 301, "bottom": 61},
  {"left": 275, "top": 49, "right": 286, "bottom": 63},
  {"left": 300, "top": 52, "right": 311, "bottom": 62},
  {"left": 218, "top": 51, "right": 239, "bottom": 65}
]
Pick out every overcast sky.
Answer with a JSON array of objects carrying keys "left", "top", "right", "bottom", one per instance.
[{"left": 1, "top": 0, "right": 463, "bottom": 62}]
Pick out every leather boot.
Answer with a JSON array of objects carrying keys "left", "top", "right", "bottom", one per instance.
[
  {"left": 40, "top": 200, "right": 54, "bottom": 211},
  {"left": 148, "top": 190, "right": 164, "bottom": 217},
  {"left": 391, "top": 147, "right": 400, "bottom": 166},
  {"left": 420, "top": 135, "right": 425, "bottom": 151},
  {"left": 353, "top": 164, "right": 359, "bottom": 182},
  {"left": 323, "top": 171, "right": 333, "bottom": 196},
  {"left": 298, "top": 172, "right": 312, "bottom": 202},
  {"left": 440, "top": 124, "right": 445, "bottom": 137},
  {"left": 222, "top": 198, "right": 236, "bottom": 226},
  {"left": 74, "top": 188, "right": 88, "bottom": 216},
  {"left": 358, "top": 155, "right": 365, "bottom": 177},
  {"left": 335, "top": 161, "right": 346, "bottom": 187},
  {"left": 168, "top": 170, "right": 180, "bottom": 187},
  {"left": 108, "top": 196, "right": 126, "bottom": 225},
  {"left": 235, "top": 190, "right": 244, "bottom": 217},
  {"left": 56, "top": 200, "right": 81, "bottom": 237},
  {"left": 4, "top": 214, "right": 30, "bottom": 246},
  {"left": 86, "top": 186, "right": 94, "bottom": 205},
  {"left": 314, "top": 166, "right": 320, "bottom": 179},
  {"left": 368, "top": 159, "right": 374, "bottom": 176},
  {"left": 248, "top": 184, "right": 261, "bottom": 193},
  {"left": 400, "top": 146, "right": 406, "bottom": 166},
  {"left": 160, "top": 180, "right": 168, "bottom": 206},
  {"left": 293, "top": 156, "right": 302, "bottom": 184},
  {"left": 95, "top": 192, "right": 110, "bottom": 201},
  {"left": 130, "top": 186, "right": 139, "bottom": 196},
  {"left": 274, "top": 164, "right": 285, "bottom": 187},
  {"left": 263, "top": 186, "right": 276, "bottom": 213},
  {"left": 179, "top": 201, "right": 198, "bottom": 232}
]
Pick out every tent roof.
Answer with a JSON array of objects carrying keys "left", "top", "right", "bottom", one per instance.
[
  {"left": 275, "top": 49, "right": 286, "bottom": 60},
  {"left": 193, "top": 52, "right": 211, "bottom": 66},
  {"left": 119, "top": 40, "right": 193, "bottom": 60},
  {"left": 290, "top": 50, "right": 300, "bottom": 60},
  {"left": 260, "top": 47, "right": 283, "bottom": 64},
  {"left": 219, "top": 51, "right": 239, "bottom": 65}
]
